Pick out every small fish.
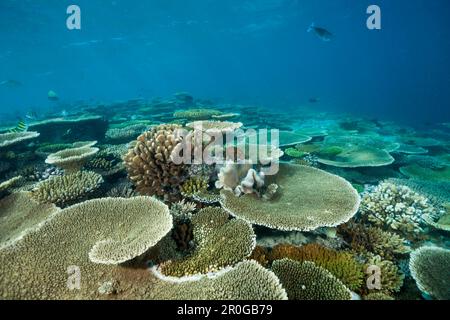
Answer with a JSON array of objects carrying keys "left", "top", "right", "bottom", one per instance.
[
  {"left": 8, "top": 119, "right": 28, "bottom": 133},
  {"left": 48, "top": 90, "right": 59, "bottom": 101},
  {"left": 0, "top": 79, "right": 22, "bottom": 87},
  {"left": 309, "top": 97, "right": 320, "bottom": 103},
  {"left": 25, "top": 111, "right": 38, "bottom": 120},
  {"left": 307, "top": 23, "right": 333, "bottom": 41}
]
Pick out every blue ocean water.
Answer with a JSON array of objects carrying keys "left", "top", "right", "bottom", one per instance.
[{"left": 0, "top": 0, "right": 449, "bottom": 125}]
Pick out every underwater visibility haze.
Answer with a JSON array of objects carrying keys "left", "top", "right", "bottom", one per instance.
[{"left": 0, "top": 0, "right": 449, "bottom": 301}]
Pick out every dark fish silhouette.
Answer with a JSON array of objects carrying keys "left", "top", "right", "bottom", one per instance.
[
  {"left": 307, "top": 23, "right": 333, "bottom": 41},
  {"left": 309, "top": 97, "right": 320, "bottom": 103}
]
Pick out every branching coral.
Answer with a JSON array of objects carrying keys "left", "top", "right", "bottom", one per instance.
[
  {"left": 338, "top": 221, "right": 411, "bottom": 260},
  {"left": 360, "top": 182, "right": 438, "bottom": 237},
  {"left": 45, "top": 146, "right": 99, "bottom": 174},
  {"left": 272, "top": 259, "right": 353, "bottom": 300},
  {"left": 124, "top": 124, "right": 186, "bottom": 202},
  {"left": 267, "top": 243, "right": 364, "bottom": 291},
  {"left": 180, "top": 176, "right": 209, "bottom": 198},
  {"left": 409, "top": 246, "right": 450, "bottom": 300},
  {"left": 0, "top": 192, "right": 60, "bottom": 249},
  {"left": 248, "top": 245, "right": 270, "bottom": 268},
  {"left": 170, "top": 199, "right": 197, "bottom": 222},
  {"left": 31, "top": 171, "right": 103, "bottom": 206},
  {"left": 364, "top": 254, "right": 405, "bottom": 295},
  {"left": 220, "top": 164, "right": 360, "bottom": 231},
  {"left": 157, "top": 207, "right": 256, "bottom": 277}
]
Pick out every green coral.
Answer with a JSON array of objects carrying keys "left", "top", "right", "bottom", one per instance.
[
  {"left": 31, "top": 171, "right": 103, "bottom": 206},
  {"left": 364, "top": 255, "right": 404, "bottom": 294},
  {"left": 284, "top": 148, "right": 306, "bottom": 158},
  {"left": 180, "top": 176, "right": 209, "bottom": 198},
  {"left": 409, "top": 246, "right": 450, "bottom": 300},
  {"left": 267, "top": 243, "right": 365, "bottom": 291},
  {"left": 272, "top": 259, "right": 352, "bottom": 300},
  {"left": 157, "top": 207, "right": 256, "bottom": 277}
]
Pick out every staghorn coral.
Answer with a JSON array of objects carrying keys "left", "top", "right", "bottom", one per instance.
[
  {"left": 0, "top": 131, "right": 40, "bottom": 148},
  {"left": 360, "top": 182, "right": 438, "bottom": 237},
  {"left": 267, "top": 243, "right": 364, "bottom": 291},
  {"left": 157, "top": 207, "right": 256, "bottom": 277},
  {"left": 124, "top": 124, "right": 186, "bottom": 202},
  {"left": 0, "top": 192, "right": 60, "bottom": 249},
  {"left": 364, "top": 254, "right": 404, "bottom": 294},
  {"left": 409, "top": 246, "right": 450, "bottom": 300},
  {"left": 220, "top": 164, "right": 360, "bottom": 231},
  {"left": 338, "top": 221, "right": 411, "bottom": 260},
  {"left": 272, "top": 259, "right": 352, "bottom": 300},
  {"left": 45, "top": 146, "right": 99, "bottom": 174},
  {"left": 31, "top": 171, "right": 103, "bottom": 206},
  {"left": 170, "top": 199, "right": 197, "bottom": 222},
  {"left": 180, "top": 176, "right": 209, "bottom": 198}
]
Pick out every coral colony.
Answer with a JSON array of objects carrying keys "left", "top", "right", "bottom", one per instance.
[{"left": 0, "top": 94, "right": 449, "bottom": 300}]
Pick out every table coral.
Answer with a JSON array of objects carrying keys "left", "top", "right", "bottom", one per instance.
[{"left": 272, "top": 259, "right": 352, "bottom": 300}]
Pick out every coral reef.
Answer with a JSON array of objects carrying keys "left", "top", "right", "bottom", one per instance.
[
  {"left": 248, "top": 245, "right": 270, "bottom": 267},
  {"left": 180, "top": 176, "right": 209, "bottom": 198},
  {"left": 173, "top": 108, "right": 223, "bottom": 120},
  {"left": 157, "top": 207, "right": 255, "bottom": 277},
  {"left": 186, "top": 120, "right": 243, "bottom": 133},
  {"left": 105, "top": 123, "right": 151, "bottom": 143},
  {"left": 0, "top": 131, "right": 40, "bottom": 148},
  {"left": 31, "top": 171, "right": 103, "bottom": 206},
  {"left": 220, "top": 164, "right": 360, "bottom": 231},
  {"left": 0, "top": 196, "right": 283, "bottom": 300},
  {"left": 84, "top": 197, "right": 172, "bottom": 264},
  {"left": 360, "top": 182, "right": 438, "bottom": 237},
  {"left": 364, "top": 254, "right": 405, "bottom": 294},
  {"left": 124, "top": 124, "right": 186, "bottom": 202},
  {"left": 267, "top": 243, "right": 365, "bottom": 291},
  {"left": 409, "top": 246, "right": 450, "bottom": 300},
  {"left": 46, "top": 146, "right": 99, "bottom": 174},
  {"left": 338, "top": 221, "right": 411, "bottom": 260},
  {"left": 272, "top": 259, "right": 353, "bottom": 300},
  {"left": 317, "top": 146, "right": 395, "bottom": 168},
  {"left": 0, "top": 176, "right": 22, "bottom": 195},
  {"left": 170, "top": 199, "right": 197, "bottom": 222},
  {"left": 0, "top": 192, "right": 60, "bottom": 249}
]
